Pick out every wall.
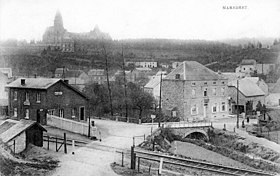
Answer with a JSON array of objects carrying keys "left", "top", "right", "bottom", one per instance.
[
  {"left": 7, "top": 132, "right": 26, "bottom": 154},
  {"left": 47, "top": 115, "right": 97, "bottom": 136},
  {"left": 228, "top": 86, "right": 265, "bottom": 110},
  {"left": 46, "top": 81, "right": 89, "bottom": 122},
  {"left": 162, "top": 79, "right": 229, "bottom": 121}
]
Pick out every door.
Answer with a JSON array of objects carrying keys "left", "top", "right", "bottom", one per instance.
[
  {"left": 36, "top": 109, "right": 40, "bottom": 123},
  {"left": 203, "top": 104, "right": 208, "bottom": 118},
  {"left": 80, "top": 107, "right": 85, "bottom": 121}
]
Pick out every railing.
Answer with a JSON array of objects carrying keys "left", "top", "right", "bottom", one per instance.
[
  {"left": 166, "top": 121, "right": 212, "bottom": 128},
  {"left": 47, "top": 115, "right": 98, "bottom": 137}
]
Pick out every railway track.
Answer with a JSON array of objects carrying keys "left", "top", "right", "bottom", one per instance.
[{"left": 134, "top": 148, "right": 276, "bottom": 176}]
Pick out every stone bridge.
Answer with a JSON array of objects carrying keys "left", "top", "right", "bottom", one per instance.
[{"left": 165, "top": 122, "right": 213, "bottom": 141}]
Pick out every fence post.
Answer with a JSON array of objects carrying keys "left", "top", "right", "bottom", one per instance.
[
  {"left": 64, "top": 133, "right": 67, "bottom": 154},
  {"left": 130, "top": 146, "right": 135, "bottom": 169},
  {"left": 133, "top": 137, "right": 135, "bottom": 147},
  {"left": 13, "top": 140, "right": 15, "bottom": 153},
  {"left": 56, "top": 136, "right": 58, "bottom": 152},
  {"left": 47, "top": 136, "right": 50, "bottom": 150},
  {"left": 148, "top": 164, "right": 151, "bottom": 174},
  {"left": 159, "top": 158, "right": 163, "bottom": 175},
  {"left": 121, "top": 152, "right": 124, "bottom": 167},
  {"left": 72, "top": 140, "right": 75, "bottom": 155},
  {"left": 137, "top": 157, "right": 140, "bottom": 172}
]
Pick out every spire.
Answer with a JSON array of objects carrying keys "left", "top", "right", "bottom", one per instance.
[{"left": 54, "top": 10, "right": 63, "bottom": 29}]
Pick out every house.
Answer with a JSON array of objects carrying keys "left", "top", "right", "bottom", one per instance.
[
  {"left": 266, "top": 93, "right": 280, "bottom": 107},
  {"left": 235, "top": 59, "right": 257, "bottom": 76},
  {"left": 144, "top": 74, "right": 166, "bottom": 101},
  {"left": 88, "top": 69, "right": 106, "bottom": 84},
  {"left": 162, "top": 61, "right": 229, "bottom": 122},
  {"left": 0, "top": 72, "right": 9, "bottom": 117},
  {"left": 256, "top": 63, "right": 275, "bottom": 75},
  {"left": 55, "top": 68, "right": 89, "bottom": 91},
  {"left": 228, "top": 78, "right": 265, "bottom": 114},
  {"left": 0, "top": 68, "right": 12, "bottom": 78},
  {"left": 125, "top": 61, "right": 158, "bottom": 68},
  {"left": 0, "top": 119, "right": 46, "bottom": 153},
  {"left": 6, "top": 78, "right": 89, "bottom": 125}
]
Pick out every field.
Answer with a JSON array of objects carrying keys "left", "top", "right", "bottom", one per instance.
[{"left": 170, "top": 141, "right": 253, "bottom": 170}]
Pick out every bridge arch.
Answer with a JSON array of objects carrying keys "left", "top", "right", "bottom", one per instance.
[{"left": 184, "top": 129, "right": 209, "bottom": 141}]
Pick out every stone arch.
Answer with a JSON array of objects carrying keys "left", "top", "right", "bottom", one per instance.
[{"left": 184, "top": 129, "right": 209, "bottom": 141}]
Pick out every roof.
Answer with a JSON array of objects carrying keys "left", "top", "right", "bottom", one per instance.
[
  {"left": 144, "top": 76, "right": 161, "bottom": 89},
  {"left": 65, "top": 70, "right": 85, "bottom": 78},
  {"left": 88, "top": 69, "right": 105, "bottom": 76},
  {"left": 165, "top": 61, "right": 226, "bottom": 81},
  {"left": 228, "top": 79, "right": 265, "bottom": 97},
  {"left": 6, "top": 78, "right": 89, "bottom": 99},
  {"left": 135, "top": 67, "right": 152, "bottom": 71},
  {"left": 242, "top": 77, "right": 259, "bottom": 84},
  {"left": 240, "top": 59, "right": 256, "bottom": 65},
  {"left": 0, "top": 119, "right": 46, "bottom": 143},
  {"left": 6, "top": 78, "right": 60, "bottom": 89},
  {"left": 55, "top": 68, "right": 67, "bottom": 75}
]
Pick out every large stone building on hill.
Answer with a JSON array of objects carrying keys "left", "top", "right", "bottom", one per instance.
[{"left": 42, "top": 11, "right": 111, "bottom": 52}]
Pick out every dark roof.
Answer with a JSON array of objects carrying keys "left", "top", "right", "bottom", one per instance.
[
  {"left": 6, "top": 78, "right": 89, "bottom": 100},
  {"left": 0, "top": 119, "right": 46, "bottom": 143},
  {"left": 164, "top": 61, "right": 226, "bottom": 81},
  {"left": 6, "top": 78, "right": 60, "bottom": 89},
  {"left": 65, "top": 70, "right": 85, "bottom": 77}
]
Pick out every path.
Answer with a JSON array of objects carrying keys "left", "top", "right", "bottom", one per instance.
[{"left": 51, "top": 119, "right": 156, "bottom": 176}]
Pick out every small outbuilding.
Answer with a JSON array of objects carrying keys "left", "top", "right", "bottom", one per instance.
[{"left": 0, "top": 119, "right": 46, "bottom": 153}]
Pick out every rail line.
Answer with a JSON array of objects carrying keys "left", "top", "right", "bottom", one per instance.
[{"left": 134, "top": 148, "right": 276, "bottom": 176}]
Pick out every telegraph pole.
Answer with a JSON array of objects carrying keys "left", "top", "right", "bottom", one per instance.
[
  {"left": 158, "top": 73, "right": 162, "bottom": 127},
  {"left": 122, "top": 45, "right": 128, "bottom": 118},
  {"left": 236, "top": 79, "right": 239, "bottom": 128}
]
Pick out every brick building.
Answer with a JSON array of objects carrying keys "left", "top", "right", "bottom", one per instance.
[
  {"left": 162, "top": 61, "right": 229, "bottom": 122},
  {"left": 6, "top": 78, "right": 89, "bottom": 125}
]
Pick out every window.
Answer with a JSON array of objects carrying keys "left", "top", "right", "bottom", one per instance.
[
  {"left": 243, "top": 68, "right": 245, "bottom": 71},
  {"left": 175, "top": 74, "right": 180, "bottom": 79},
  {"left": 192, "top": 89, "right": 196, "bottom": 97},
  {"left": 212, "top": 88, "right": 216, "bottom": 96},
  {"left": 221, "top": 87, "right": 225, "bottom": 96},
  {"left": 212, "top": 103, "right": 218, "bottom": 113},
  {"left": 172, "top": 111, "right": 177, "bottom": 117},
  {"left": 191, "top": 82, "right": 196, "bottom": 86},
  {"left": 59, "top": 109, "right": 64, "bottom": 118},
  {"left": 222, "top": 81, "right": 225, "bottom": 85},
  {"left": 48, "top": 109, "right": 55, "bottom": 115},
  {"left": 213, "top": 82, "right": 216, "bottom": 85},
  {"left": 204, "top": 82, "right": 207, "bottom": 85},
  {"left": 221, "top": 102, "right": 226, "bottom": 112},
  {"left": 14, "top": 108, "right": 17, "bottom": 117},
  {"left": 25, "top": 109, "right": 29, "bottom": 119},
  {"left": 36, "top": 93, "right": 41, "bottom": 103},
  {"left": 191, "top": 105, "right": 198, "bottom": 115},
  {"left": 204, "top": 88, "right": 208, "bottom": 97},
  {"left": 71, "top": 108, "right": 76, "bottom": 118},
  {"left": 80, "top": 107, "right": 85, "bottom": 120},
  {"left": 25, "top": 92, "right": 29, "bottom": 101},
  {"left": 14, "top": 91, "right": 17, "bottom": 100}
]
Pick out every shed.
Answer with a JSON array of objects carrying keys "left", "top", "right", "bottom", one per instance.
[{"left": 0, "top": 119, "right": 46, "bottom": 153}]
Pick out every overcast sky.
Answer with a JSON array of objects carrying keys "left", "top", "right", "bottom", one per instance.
[{"left": 0, "top": 0, "right": 280, "bottom": 41}]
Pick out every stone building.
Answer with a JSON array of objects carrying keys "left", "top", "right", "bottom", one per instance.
[
  {"left": 162, "top": 61, "right": 229, "bottom": 122},
  {"left": 88, "top": 69, "right": 106, "bottom": 84},
  {"left": 235, "top": 59, "right": 257, "bottom": 76},
  {"left": 42, "top": 11, "right": 111, "bottom": 52},
  {"left": 6, "top": 78, "right": 89, "bottom": 125},
  {"left": 228, "top": 79, "right": 265, "bottom": 114}
]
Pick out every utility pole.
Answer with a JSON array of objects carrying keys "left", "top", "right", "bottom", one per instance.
[
  {"left": 158, "top": 73, "right": 162, "bottom": 127},
  {"left": 103, "top": 45, "right": 113, "bottom": 116},
  {"left": 122, "top": 45, "right": 128, "bottom": 118},
  {"left": 236, "top": 79, "right": 239, "bottom": 128}
]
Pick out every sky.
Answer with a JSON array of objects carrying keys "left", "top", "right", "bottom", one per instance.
[{"left": 0, "top": 0, "right": 280, "bottom": 41}]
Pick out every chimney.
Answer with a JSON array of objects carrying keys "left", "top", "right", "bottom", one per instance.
[
  {"left": 64, "top": 80, "right": 69, "bottom": 84},
  {"left": 21, "top": 79, "right": 26, "bottom": 86}
]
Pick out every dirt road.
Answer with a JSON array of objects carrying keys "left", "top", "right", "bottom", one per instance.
[{"left": 52, "top": 119, "right": 155, "bottom": 176}]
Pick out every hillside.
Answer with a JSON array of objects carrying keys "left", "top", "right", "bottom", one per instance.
[{"left": 0, "top": 39, "right": 279, "bottom": 77}]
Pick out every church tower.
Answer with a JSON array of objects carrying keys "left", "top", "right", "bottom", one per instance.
[{"left": 54, "top": 10, "right": 64, "bottom": 30}]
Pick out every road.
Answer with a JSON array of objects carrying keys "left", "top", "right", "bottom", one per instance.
[{"left": 51, "top": 119, "right": 156, "bottom": 176}]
